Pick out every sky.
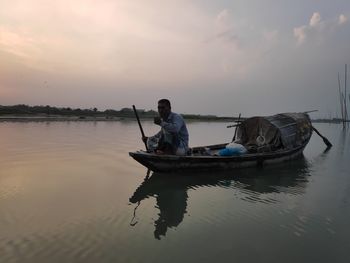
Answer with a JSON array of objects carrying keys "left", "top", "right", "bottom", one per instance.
[{"left": 0, "top": 0, "right": 350, "bottom": 118}]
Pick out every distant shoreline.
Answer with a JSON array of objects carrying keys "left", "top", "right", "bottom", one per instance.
[
  {"left": 0, "top": 115, "right": 236, "bottom": 122},
  {"left": 0, "top": 115, "right": 344, "bottom": 124},
  {"left": 1, "top": 104, "right": 345, "bottom": 123},
  {"left": 0, "top": 105, "right": 236, "bottom": 122}
]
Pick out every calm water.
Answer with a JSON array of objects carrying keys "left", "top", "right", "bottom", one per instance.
[{"left": 0, "top": 121, "right": 349, "bottom": 263}]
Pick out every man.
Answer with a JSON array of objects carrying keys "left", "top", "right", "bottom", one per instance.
[{"left": 143, "top": 99, "right": 189, "bottom": 155}]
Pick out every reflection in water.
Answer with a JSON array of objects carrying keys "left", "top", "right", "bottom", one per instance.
[
  {"left": 129, "top": 157, "right": 313, "bottom": 240},
  {"left": 130, "top": 171, "right": 188, "bottom": 239},
  {"left": 338, "top": 128, "right": 349, "bottom": 155},
  {"left": 235, "top": 158, "right": 311, "bottom": 196}
]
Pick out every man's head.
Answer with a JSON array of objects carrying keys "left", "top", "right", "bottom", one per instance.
[{"left": 158, "top": 99, "right": 171, "bottom": 119}]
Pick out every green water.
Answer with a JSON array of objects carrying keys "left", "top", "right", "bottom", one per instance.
[{"left": 0, "top": 121, "right": 349, "bottom": 263}]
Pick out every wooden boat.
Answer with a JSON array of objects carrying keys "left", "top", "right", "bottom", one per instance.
[{"left": 129, "top": 112, "right": 314, "bottom": 172}]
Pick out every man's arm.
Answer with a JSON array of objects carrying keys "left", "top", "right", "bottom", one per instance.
[
  {"left": 161, "top": 114, "right": 183, "bottom": 133},
  {"left": 142, "top": 130, "right": 162, "bottom": 143}
]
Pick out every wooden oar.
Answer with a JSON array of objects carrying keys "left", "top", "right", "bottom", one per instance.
[
  {"left": 132, "top": 105, "right": 149, "bottom": 151},
  {"left": 232, "top": 113, "right": 241, "bottom": 142},
  {"left": 312, "top": 126, "right": 332, "bottom": 148}
]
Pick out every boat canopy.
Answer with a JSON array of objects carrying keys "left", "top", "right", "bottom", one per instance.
[{"left": 236, "top": 113, "right": 312, "bottom": 151}]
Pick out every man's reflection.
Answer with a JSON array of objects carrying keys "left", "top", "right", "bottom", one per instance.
[
  {"left": 153, "top": 188, "right": 188, "bottom": 239},
  {"left": 130, "top": 174, "right": 188, "bottom": 239},
  {"left": 129, "top": 156, "right": 314, "bottom": 240}
]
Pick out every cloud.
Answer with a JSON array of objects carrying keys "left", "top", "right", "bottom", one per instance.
[
  {"left": 212, "top": 9, "right": 240, "bottom": 46},
  {"left": 293, "top": 12, "right": 322, "bottom": 45},
  {"left": 216, "top": 9, "right": 231, "bottom": 28},
  {"left": 338, "top": 14, "right": 348, "bottom": 25},
  {"left": 293, "top": 26, "right": 307, "bottom": 45},
  {"left": 262, "top": 30, "right": 278, "bottom": 43},
  {"left": 213, "top": 29, "right": 241, "bottom": 47},
  {"left": 0, "top": 1, "right": 215, "bottom": 79},
  {"left": 309, "top": 12, "right": 321, "bottom": 27},
  {"left": 0, "top": 27, "right": 33, "bottom": 59},
  {"left": 293, "top": 12, "right": 347, "bottom": 46}
]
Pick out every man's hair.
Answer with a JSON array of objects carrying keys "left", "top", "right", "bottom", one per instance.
[{"left": 158, "top": 99, "right": 171, "bottom": 108}]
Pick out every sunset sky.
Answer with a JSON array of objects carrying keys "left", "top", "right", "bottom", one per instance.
[{"left": 0, "top": 0, "right": 349, "bottom": 117}]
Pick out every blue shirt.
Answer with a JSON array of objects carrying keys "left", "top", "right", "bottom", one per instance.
[{"left": 160, "top": 112, "right": 189, "bottom": 149}]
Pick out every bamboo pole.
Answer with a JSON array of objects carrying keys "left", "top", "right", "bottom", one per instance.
[
  {"left": 338, "top": 72, "right": 344, "bottom": 125},
  {"left": 232, "top": 113, "right": 241, "bottom": 142},
  {"left": 345, "top": 64, "right": 348, "bottom": 123}
]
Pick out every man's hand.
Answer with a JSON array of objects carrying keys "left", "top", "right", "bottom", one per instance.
[
  {"left": 154, "top": 117, "right": 162, "bottom": 125},
  {"left": 142, "top": 136, "right": 148, "bottom": 143}
]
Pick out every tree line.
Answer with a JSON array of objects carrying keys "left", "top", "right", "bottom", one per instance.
[
  {"left": 0, "top": 104, "right": 158, "bottom": 118},
  {"left": 0, "top": 104, "right": 231, "bottom": 120}
]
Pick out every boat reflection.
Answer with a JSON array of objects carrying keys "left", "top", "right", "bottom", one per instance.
[{"left": 129, "top": 157, "right": 312, "bottom": 240}]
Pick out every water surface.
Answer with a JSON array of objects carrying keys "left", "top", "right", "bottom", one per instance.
[{"left": 0, "top": 121, "right": 349, "bottom": 263}]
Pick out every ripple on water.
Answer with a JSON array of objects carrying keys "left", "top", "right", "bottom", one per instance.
[
  {"left": 0, "top": 208, "right": 135, "bottom": 262},
  {"left": 0, "top": 176, "right": 23, "bottom": 202}
]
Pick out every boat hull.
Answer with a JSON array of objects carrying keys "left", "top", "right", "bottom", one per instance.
[{"left": 129, "top": 145, "right": 307, "bottom": 172}]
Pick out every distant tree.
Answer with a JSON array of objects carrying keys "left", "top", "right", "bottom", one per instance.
[
  {"left": 120, "top": 107, "right": 133, "bottom": 113},
  {"left": 120, "top": 107, "right": 134, "bottom": 117}
]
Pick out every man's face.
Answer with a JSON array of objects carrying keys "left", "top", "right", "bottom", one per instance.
[{"left": 158, "top": 102, "right": 170, "bottom": 119}]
